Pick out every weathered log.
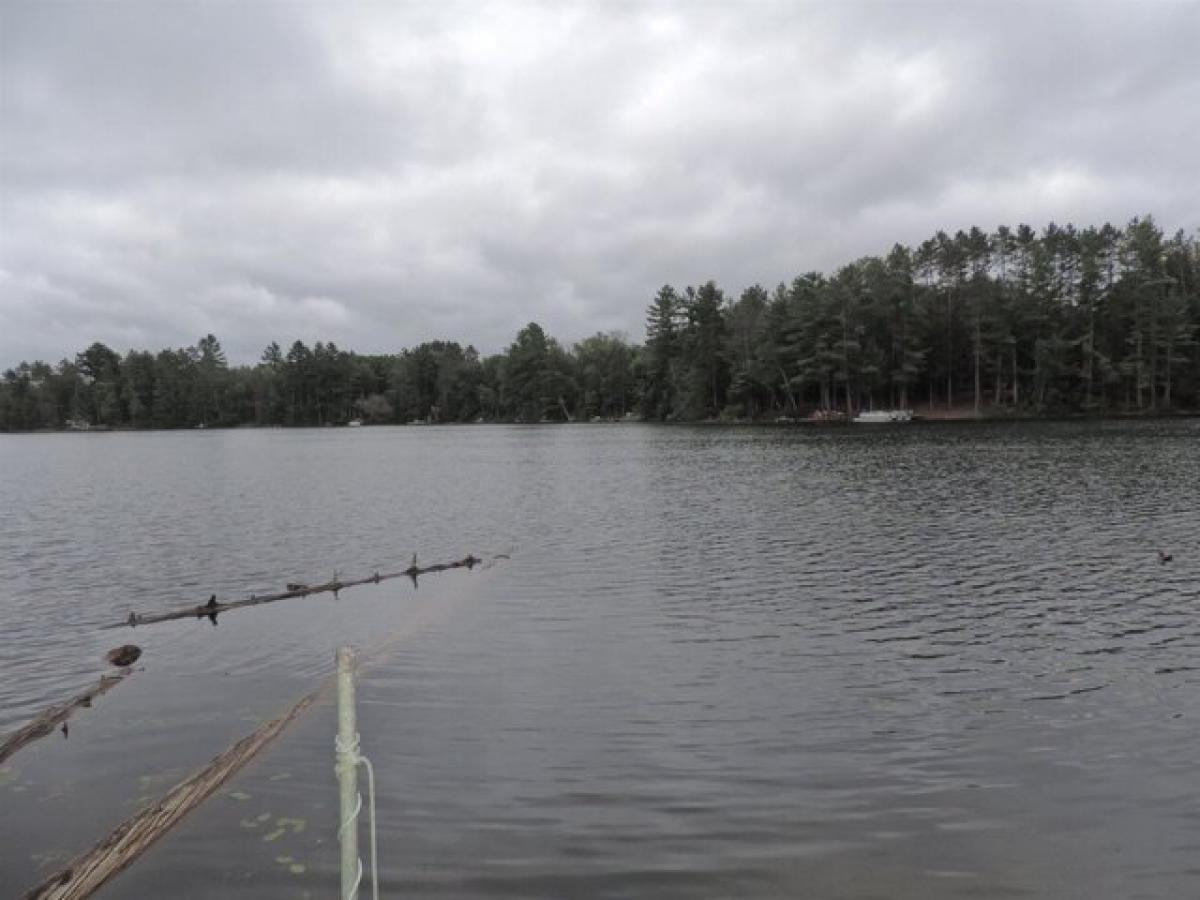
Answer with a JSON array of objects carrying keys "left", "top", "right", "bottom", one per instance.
[
  {"left": 0, "top": 673, "right": 126, "bottom": 765},
  {"left": 20, "top": 577, "right": 486, "bottom": 899},
  {"left": 111, "top": 554, "right": 481, "bottom": 629},
  {"left": 21, "top": 687, "right": 321, "bottom": 900}
]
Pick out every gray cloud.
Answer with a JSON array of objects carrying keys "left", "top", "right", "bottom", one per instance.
[{"left": 2, "top": 0, "right": 1197, "bottom": 365}]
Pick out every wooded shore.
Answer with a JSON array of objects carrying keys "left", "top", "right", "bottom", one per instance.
[
  {"left": 4, "top": 218, "right": 1196, "bottom": 433},
  {"left": 6, "top": 407, "right": 1198, "bottom": 435}
]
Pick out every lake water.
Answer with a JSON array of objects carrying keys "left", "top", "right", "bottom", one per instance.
[{"left": 2, "top": 421, "right": 1199, "bottom": 898}]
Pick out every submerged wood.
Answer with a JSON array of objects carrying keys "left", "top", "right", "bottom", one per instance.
[
  {"left": 0, "top": 673, "right": 126, "bottom": 766},
  {"left": 22, "top": 687, "right": 322, "bottom": 900},
  {"left": 109, "top": 554, "right": 481, "bottom": 629},
  {"left": 19, "top": 575, "right": 487, "bottom": 899},
  {"left": 19, "top": 556, "right": 497, "bottom": 897}
]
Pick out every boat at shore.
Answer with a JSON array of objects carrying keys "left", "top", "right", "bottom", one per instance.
[{"left": 853, "top": 409, "right": 913, "bottom": 424}]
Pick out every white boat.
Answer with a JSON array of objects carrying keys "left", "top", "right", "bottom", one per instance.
[
  {"left": 347, "top": 419, "right": 363, "bottom": 427},
  {"left": 852, "top": 409, "right": 913, "bottom": 424}
]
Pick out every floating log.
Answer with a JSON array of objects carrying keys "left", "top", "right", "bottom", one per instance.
[
  {"left": 110, "top": 554, "right": 481, "bottom": 629},
  {"left": 21, "top": 686, "right": 322, "bottom": 900},
  {"left": 0, "top": 673, "right": 127, "bottom": 765},
  {"left": 20, "top": 578, "right": 489, "bottom": 899}
]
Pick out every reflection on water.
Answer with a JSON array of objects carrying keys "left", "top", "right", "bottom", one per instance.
[{"left": 3, "top": 421, "right": 1200, "bottom": 898}]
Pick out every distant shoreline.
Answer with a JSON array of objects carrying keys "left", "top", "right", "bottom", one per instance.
[{"left": 4, "top": 409, "right": 1199, "bottom": 435}]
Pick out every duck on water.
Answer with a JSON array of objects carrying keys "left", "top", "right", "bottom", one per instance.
[{"left": 105, "top": 645, "right": 142, "bottom": 667}]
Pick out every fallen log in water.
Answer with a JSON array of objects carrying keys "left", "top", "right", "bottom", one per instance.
[
  {"left": 109, "top": 554, "right": 481, "bottom": 629},
  {"left": 20, "top": 580, "right": 486, "bottom": 900},
  {"left": 22, "top": 686, "right": 322, "bottom": 900},
  {"left": 0, "top": 673, "right": 127, "bottom": 766},
  {"left": 5, "top": 554, "right": 483, "bottom": 762}
]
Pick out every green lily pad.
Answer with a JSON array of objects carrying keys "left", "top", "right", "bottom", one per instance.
[{"left": 228, "top": 790, "right": 251, "bottom": 801}]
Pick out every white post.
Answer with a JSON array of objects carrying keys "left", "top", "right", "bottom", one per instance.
[{"left": 335, "top": 647, "right": 359, "bottom": 900}]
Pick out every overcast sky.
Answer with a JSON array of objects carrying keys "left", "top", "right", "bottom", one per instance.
[{"left": 2, "top": 1, "right": 1197, "bottom": 366}]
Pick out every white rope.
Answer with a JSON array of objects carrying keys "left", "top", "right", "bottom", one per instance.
[
  {"left": 334, "top": 731, "right": 379, "bottom": 900},
  {"left": 360, "top": 753, "right": 379, "bottom": 900}
]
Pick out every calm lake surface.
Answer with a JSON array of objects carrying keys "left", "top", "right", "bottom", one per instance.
[{"left": 2, "top": 421, "right": 1199, "bottom": 898}]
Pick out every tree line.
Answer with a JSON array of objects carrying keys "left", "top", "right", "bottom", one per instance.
[
  {"left": 0, "top": 327, "right": 635, "bottom": 429},
  {"left": 2, "top": 216, "right": 1197, "bottom": 431}
]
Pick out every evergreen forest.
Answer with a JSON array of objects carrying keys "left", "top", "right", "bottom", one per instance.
[{"left": 2, "top": 217, "right": 1197, "bottom": 431}]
